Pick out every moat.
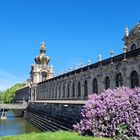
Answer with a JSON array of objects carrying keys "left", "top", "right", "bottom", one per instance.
[{"left": 0, "top": 110, "right": 41, "bottom": 136}]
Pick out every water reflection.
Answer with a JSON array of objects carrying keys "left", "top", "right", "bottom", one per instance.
[{"left": 0, "top": 110, "right": 41, "bottom": 136}]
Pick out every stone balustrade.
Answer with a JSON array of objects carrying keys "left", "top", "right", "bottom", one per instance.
[{"left": 0, "top": 103, "right": 27, "bottom": 110}]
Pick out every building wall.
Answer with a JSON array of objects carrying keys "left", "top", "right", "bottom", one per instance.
[
  {"left": 14, "top": 86, "right": 30, "bottom": 102},
  {"left": 34, "top": 49, "right": 140, "bottom": 101}
]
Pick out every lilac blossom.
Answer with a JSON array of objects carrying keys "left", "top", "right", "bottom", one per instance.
[{"left": 74, "top": 87, "right": 140, "bottom": 138}]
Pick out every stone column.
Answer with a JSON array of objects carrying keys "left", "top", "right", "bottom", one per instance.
[
  {"left": 30, "top": 88, "right": 34, "bottom": 101},
  {"left": 111, "top": 73, "right": 116, "bottom": 89},
  {"left": 34, "top": 88, "right": 36, "bottom": 101}
]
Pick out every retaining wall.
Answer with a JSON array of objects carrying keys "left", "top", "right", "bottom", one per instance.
[{"left": 24, "top": 102, "right": 83, "bottom": 131}]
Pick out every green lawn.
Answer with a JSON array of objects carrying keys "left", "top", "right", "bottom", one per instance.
[{"left": 0, "top": 131, "right": 112, "bottom": 140}]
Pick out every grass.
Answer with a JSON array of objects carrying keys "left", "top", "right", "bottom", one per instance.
[{"left": 0, "top": 131, "right": 112, "bottom": 140}]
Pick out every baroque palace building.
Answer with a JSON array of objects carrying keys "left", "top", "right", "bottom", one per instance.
[
  {"left": 15, "top": 23, "right": 140, "bottom": 103},
  {"left": 13, "top": 23, "right": 140, "bottom": 128}
]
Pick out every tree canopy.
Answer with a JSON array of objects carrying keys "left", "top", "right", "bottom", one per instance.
[{"left": 0, "top": 83, "right": 23, "bottom": 103}]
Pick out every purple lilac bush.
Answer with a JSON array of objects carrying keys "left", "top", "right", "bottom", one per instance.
[{"left": 74, "top": 87, "right": 140, "bottom": 138}]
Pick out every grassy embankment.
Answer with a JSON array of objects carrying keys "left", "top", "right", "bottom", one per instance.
[{"left": 0, "top": 131, "right": 112, "bottom": 140}]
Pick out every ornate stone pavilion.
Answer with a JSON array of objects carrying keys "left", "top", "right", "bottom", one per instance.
[{"left": 30, "top": 42, "right": 54, "bottom": 84}]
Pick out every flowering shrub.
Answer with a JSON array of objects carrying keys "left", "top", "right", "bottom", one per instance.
[{"left": 74, "top": 87, "right": 140, "bottom": 138}]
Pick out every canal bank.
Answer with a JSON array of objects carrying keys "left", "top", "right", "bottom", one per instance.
[
  {"left": 22, "top": 102, "right": 83, "bottom": 132},
  {"left": 0, "top": 110, "right": 41, "bottom": 136}
]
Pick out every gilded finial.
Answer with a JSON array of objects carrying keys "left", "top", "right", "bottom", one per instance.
[
  {"left": 41, "top": 41, "right": 45, "bottom": 48},
  {"left": 40, "top": 41, "right": 46, "bottom": 53}
]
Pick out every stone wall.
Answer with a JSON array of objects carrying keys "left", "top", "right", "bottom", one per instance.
[{"left": 28, "top": 102, "right": 82, "bottom": 125}]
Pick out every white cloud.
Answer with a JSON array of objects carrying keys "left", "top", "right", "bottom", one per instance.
[{"left": 0, "top": 70, "right": 22, "bottom": 91}]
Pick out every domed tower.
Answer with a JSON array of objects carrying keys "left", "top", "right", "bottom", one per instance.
[
  {"left": 30, "top": 42, "right": 54, "bottom": 84},
  {"left": 123, "top": 23, "right": 140, "bottom": 52}
]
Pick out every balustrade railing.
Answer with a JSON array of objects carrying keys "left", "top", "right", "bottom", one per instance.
[{"left": 0, "top": 102, "right": 27, "bottom": 110}]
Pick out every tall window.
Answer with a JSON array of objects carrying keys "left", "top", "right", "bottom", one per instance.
[
  {"left": 131, "top": 71, "right": 139, "bottom": 88},
  {"left": 49, "top": 88, "right": 51, "bottom": 99},
  {"left": 52, "top": 87, "right": 54, "bottom": 99},
  {"left": 93, "top": 78, "right": 98, "bottom": 93},
  {"left": 72, "top": 83, "right": 75, "bottom": 97},
  {"left": 67, "top": 84, "right": 70, "bottom": 97},
  {"left": 42, "top": 72, "right": 47, "bottom": 81},
  {"left": 77, "top": 81, "right": 81, "bottom": 97},
  {"left": 46, "top": 88, "right": 48, "bottom": 98},
  {"left": 44, "top": 87, "right": 47, "bottom": 99},
  {"left": 59, "top": 86, "right": 61, "bottom": 98},
  {"left": 116, "top": 73, "right": 123, "bottom": 87},
  {"left": 84, "top": 80, "right": 88, "bottom": 96},
  {"left": 55, "top": 87, "right": 57, "bottom": 98},
  {"left": 63, "top": 84, "right": 65, "bottom": 98},
  {"left": 105, "top": 76, "right": 110, "bottom": 90}
]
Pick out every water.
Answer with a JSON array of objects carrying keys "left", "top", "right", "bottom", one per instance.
[{"left": 0, "top": 110, "right": 41, "bottom": 136}]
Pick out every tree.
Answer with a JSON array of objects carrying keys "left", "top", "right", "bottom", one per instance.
[
  {"left": 2, "top": 83, "right": 23, "bottom": 103},
  {"left": 0, "top": 91, "right": 4, "bottom": 102}
]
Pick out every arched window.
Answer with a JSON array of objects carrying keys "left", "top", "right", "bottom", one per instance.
[
  {"left": 131, "top": 44, "right": 137, "bottom": 50},
  {"left": 77, "top": 81, "right": 81, "bottom": 97},
  {"left": 55, "top": 87, "right": 57, "bottom": 98},
  {"left": 44, "top": 87, "right": 47, "bottom": 99},
  {"left": 116, "top": 73, "right": 123, "bottom": 87},
  {"left": 105, "top": 76, "right": 110, "bottom": 90},
  {"left": 72, "top": 83, "right": 75, "bottom": 97},
  {"left": 59, "top": 86, "right": 61, "bottom": 98},
  {"left": 44, "top": 89, "right": 46, "bottom": 99},
  {"left": 63, "top": 84, "right": 65, "bottom": 98},
  {"left": 48, "top": 88, "right": 51, "bottom": 99},
  {"left": 67, "top": 84, "right": 70, "bottom": 97},
  {"left": 84, "top": 80, "right": 88, "bottom": 97},
  {"left": 93, "top": 78, "right": 98, "bottom": 93},
  {"left": 131, "top": 71, "right": 139, "bottom": 88},
  {"left": 42, "top": 72, "right": 47, "bottom": 81},
  {"left": 46, "top": 88, "right": 48, "bottom": 98},
  {"left": 52, "top": 87, "right": 54, "bottom": 99}
]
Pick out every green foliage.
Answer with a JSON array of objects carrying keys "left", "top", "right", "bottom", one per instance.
[
  {"left": 1, "top": 83, "right": 23, "bottom": 103},
  {"left": 0, "top": 91, "right": 4, "bottom": 102},
  {"left": 116, "top": 124, "right": 129, "bottom": 139},
  {"left": 0, "top": 131, "right": 112, "bottom": 140}
]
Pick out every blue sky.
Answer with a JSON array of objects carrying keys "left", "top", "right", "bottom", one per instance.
[{"left": 0, "top": 0, "right": 139, "bottom": 90}]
